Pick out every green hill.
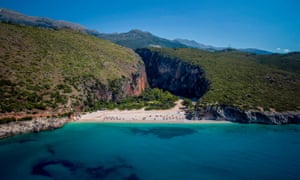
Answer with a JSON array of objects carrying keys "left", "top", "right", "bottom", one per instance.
[
  {"left": 254, "top": 52, "right": 300, "bottom": 74},
  {"left": 144, "top": 48, "right": 300, "bottom": 112},
  {"left": 0, "top": 23, "right": 145, "bottom": 114}
]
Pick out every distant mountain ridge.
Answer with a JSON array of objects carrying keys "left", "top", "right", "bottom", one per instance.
[
  {"left": 174, "top": 38, "right": 224, "bottom": 51},
  {"left": 96, "top": 29, "right": 188, "bottom": 49},
  {"left": 238, "top": 48, "right": 273, "bottom": 55},
  {"left": 0, "top": 9, "right": 187, "bottom": 49},
  {"left": 0, "top": 8, "right": 87, "bottom": 32},
  {"left": 175, "top": 38, "right": 273, "bottom": 54},
  {"left": 0, "top": 8, "right": 273, "bottom": 54}
]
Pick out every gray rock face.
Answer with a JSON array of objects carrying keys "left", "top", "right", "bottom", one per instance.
[
  {"left": 0, "top": 117, "right": 69, "bottom": 139},
  {"left": 190, "top": 105, "right": 300, "bottom": 125},
  {"left": 136, "top": 48, "right": 210, "bottom": 99}
]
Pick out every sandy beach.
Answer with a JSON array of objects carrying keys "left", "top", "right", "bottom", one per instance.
[{"left": 77, "top": 100, "right": 230, "bottom": 124}]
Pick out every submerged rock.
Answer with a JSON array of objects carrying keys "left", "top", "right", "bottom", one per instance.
[{"left": 129, "top": 127, "right": 197, "bottom": 139}]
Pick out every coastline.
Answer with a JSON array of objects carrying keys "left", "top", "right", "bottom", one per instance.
[
  {"left": 0, "top": 117, "right": 69, "bottom": 139},
  {"left": 75, "top": 119, "right": 231, "bottom": 124},
  {"left": 0, "top": 101, "right": 229, "bottom": 139},
  {"left": 2, "top": 99, "right": 299, "bottom": 139},
  {"left": 76, "top": 100, "right": 230, "bottom": 124}
]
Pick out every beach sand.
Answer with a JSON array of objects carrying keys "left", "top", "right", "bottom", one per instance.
[{"left": 77, "top": 100, "right": 230, "bottom": 124}]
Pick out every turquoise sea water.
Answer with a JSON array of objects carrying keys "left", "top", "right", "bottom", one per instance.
[{"left": 1, "top": 123, "right": 300, "bottom": 180}]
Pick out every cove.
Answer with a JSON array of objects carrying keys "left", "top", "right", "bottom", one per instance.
[{"left": 0, "top": 123, "right": 300, "bottom": 180}]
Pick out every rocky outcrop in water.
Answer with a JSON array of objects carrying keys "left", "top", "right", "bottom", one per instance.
[
  {"left": 0, "top": 117, "right": 69, "bottom": 139},
  {"left": 187, "top": 105, "right": 300, "bottom": 125},
  {"left": 136, "top": 48, "right": 210, "bottom": 99}
]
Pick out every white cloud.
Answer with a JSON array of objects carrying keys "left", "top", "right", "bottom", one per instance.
[
  {"left": 275, "top": 47, "right": 291, "bottom": 53},
  {"left": 283, "top": 49, "right": 290, "bottom": 53}
]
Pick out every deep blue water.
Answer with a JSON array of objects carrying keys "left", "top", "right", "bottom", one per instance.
[{"left": 1, "top": 123, "right": 300, "bottom": 180}]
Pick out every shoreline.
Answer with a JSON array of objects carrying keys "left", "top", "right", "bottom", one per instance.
[
  {"left": 74, "top": 119, "right": 231, "bottom": 124},
  {"left": 2, "top": 100, "right": 299, "bottom": 139},
  {"left": 0, "top": 100, "right": 229, "bottom": 139},
  {"left": 76, "top": 100, "right": 230, "bottom": 124}
]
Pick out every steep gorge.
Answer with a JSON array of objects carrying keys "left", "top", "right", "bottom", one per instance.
[
  {"left": 136, "top": 48, "right": 300, "bottom": 125},
  {"left": 136, "top": 48, "right": 210, "bottom": 99}
]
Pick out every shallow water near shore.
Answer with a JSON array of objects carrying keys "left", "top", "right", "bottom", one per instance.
[{"left": 1, "top": 123, "right": 300, "bottom": 180}]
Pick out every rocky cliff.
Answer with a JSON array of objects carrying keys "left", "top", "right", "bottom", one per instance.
[
  {"left": 80, "top": 61, "right": 147, "bottom": 105},
  {"left": 136, "top": 48, "right": 210, "bottom": 99},
  {"left": 187, "top": 105, "right": 300, "bottom": 125}
]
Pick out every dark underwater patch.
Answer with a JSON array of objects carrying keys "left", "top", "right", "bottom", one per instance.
[
  {"left": 195, "top": 164, "right": 247, "bottom": 179},
  {"left": 125, "top": 173, "right": 140, "bottom": 180},
  {"left": 18, "top": 138, "right": 37, "bottom": 144},
  {"left": 87, "top": 164, "right": 134, "bottom": 179},
  {"left": 46, "top": 145, "right": 55, "bottom": 155},
  {"left": 31, "top": 158, "right": 138, "bottom": 179},
  {"left": 292, "top": 140, "right": 300, "bottom": 144},
  {"left": 129, "top": 127, "right": 197, "bottom": 139},
  {"left": 0, "top": 138, "right": 36, "bottom": 146},
  {"left": 31, "top": 160, "right": 78, "bottom": 178}
]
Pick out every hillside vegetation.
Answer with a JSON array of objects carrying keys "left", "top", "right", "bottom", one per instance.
[
  {"left": 147, "top": 48, "right": 300, "bottom": 112},
  {"left": 254, "top": 52, "right": 300, "bottom": 74},
  {"left": 0, "top": 23, "right": 143, "bottom": 114}
]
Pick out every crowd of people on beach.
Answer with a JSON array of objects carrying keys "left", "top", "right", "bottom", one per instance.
[
  {"left": 78, "top": 100, "right": 189, "bottom": 122},
  {"left": 101, "top": 113, "right": 186, "bottom": 121}
]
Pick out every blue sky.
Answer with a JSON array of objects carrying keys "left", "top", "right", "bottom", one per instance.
[{"left": 1, "top": 0, "right": 299, "bottom": 52}]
